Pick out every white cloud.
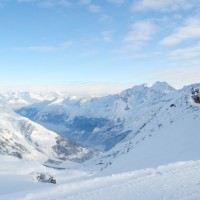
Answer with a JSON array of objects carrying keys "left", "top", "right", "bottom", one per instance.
[
  {"left": 101, "top": 30, "right": 114, "bottom": 42},
  {"left": 17, "top": 0, "right": 70, "bottom": 7},
  {"left": 28, "top": 46, "right": 57, "bottom": 52},
  {"left": 106, "top": 0, "right": 125, "bottom": 5},
  {"left": 78, "top": 0, "right": 102, "bottom": 13},
  {"left": 99, "top": 14, "right": 114, "bottom": 23},
  {"left": 78, "top": 0, "right": 91, "bottom": 5},
  {"left": 12, "top": 41, "right": 73, "bottom": 52},
  {"left": 2, "top": 82, "right": 136, "bottom": 97},
  {"left": 17, "top": 0, "right": 35, "bottom": 2},
  {"left": 13, "top": 46, "right": 57, "bottom": 52},
  {"left": 132, "top": 0, "right": 196, "bottom": 12},
  {"left": 87, "top": 4, "right": 102, "bottom": 13},
  {"left": 121, "top": 20, "right": 158, "bottom": 51},
  {"left": 39, "top": 0, "right": 70, "bottom": 7},
  {"left": 169, "top": 43, "right": 200, "bottom": 59},
  {"left": 160, "top": 17, "right": 200, "bottom": 45},
  {"left": 61, "top": 41, "right": 73, "bottom": 48}
]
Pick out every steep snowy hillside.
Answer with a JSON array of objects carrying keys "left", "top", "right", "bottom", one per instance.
[
  {"left": 17, "top": 82, "right": 175, "bottom": 150},
  {"left": 0, "top": 106, "right": 92, "bottom": 165},
  {"left": 87, "top": 83, "right": 200, "bottom": 173}
]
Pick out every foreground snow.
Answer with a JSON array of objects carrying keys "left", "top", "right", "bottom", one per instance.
[{"left": 1, "top": 156, "right": 200, "bottom": 200}]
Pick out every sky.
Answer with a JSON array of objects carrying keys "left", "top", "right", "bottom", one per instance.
[{"left": 0, "top": 0, "right": 200, "bottom": 95}]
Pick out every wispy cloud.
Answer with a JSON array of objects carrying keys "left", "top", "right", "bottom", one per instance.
[
  {"left": 169, "top": 43, "right": 200, "bottom": 59},
  {"left": 78, "top": 0, "right": 90, "bottom": 5},
  {"left": 3, "top": 82, "right": 136, "bottom": 97},
  {"left": 101, "top": 30, "right": 114, "bottom": 42},
  {"left": 119, "top": 20, "right": 158, "bottom": 52},
  {"left": 106, "top": 0, "right": 125, "bottom": 5},
  {"left": 160, "top": 17, "right": 200, "bottom": 45},
  {"left": 12, "top": 41, "right": 73, "bottom": 52},
  {"left": 17, "top": 0, "right": 70, "bottom": 7},
  {"left": 87, "top": 4, "right": 102, "bottom": 13},
  {"left": 99, "top": 14, "right": 114, "bottom": 23},
  {"left": 79, "top": 0, "right": 115, "bottom": 27},
  {"left": 78, "top": 0, "right": 102, "bottom": 13},
  {"left": 131, "top": 0, "right": 197, "bottom": 12}
]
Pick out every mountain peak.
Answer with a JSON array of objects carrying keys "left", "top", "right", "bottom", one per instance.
[{"left": 150, "top": 81, "right": 175, "bottom": 92}]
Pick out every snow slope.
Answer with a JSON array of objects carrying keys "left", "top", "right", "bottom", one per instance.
[
  {"left": 1, "top": 155, "right": 200, "bottom": 200},
  {"left": 87, "top": 83, "right": 200, "bottom": 173},
  {"left": 0, "top": 155, "right": 92, "bottom": 198},
  {"left": 0, "top": 106, "right": 92, "bottom": 164},
  {"left": 17, "top": 82, "right": 175, "bottom": 150}
]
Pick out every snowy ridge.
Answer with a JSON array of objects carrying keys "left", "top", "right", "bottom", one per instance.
[
  {"left": 17, "top": 82, "right": 176, "bottom": 150},
  {"left": 0, "top": 91, "right": 74, "bottom": 109},
  {"left": 0, "top": 106, "right": 92, "bottom": 164},
  {"left": 88, "top": 83, "right": 200, "bottom": 173},
  {"left": 16, "top": 82, "right": 200, "bottom": 174}
]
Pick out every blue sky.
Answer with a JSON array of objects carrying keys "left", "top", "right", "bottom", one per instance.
[{"left": 0, "top": 0, "right": 200, "bottom": 94}]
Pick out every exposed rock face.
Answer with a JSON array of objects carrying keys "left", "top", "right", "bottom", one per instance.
[
  {"left": 192, "top": 88, "right": 200, "bottom": 103},
  {"left": 33, "top": 172, "right": 56, "bottom": 184}
]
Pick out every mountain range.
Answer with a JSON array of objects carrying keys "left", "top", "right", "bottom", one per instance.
[
  {"left": 0, "top": 81, "right": 200, "bottom": 173},
  {"left": 1, "top": 81, "right": 200, "bottom": 199}
]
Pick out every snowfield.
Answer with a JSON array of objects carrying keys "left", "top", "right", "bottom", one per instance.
[
  {"left": 1, "top": 156, "right": 200, "bottom": 200},
  {"left": 1, "top": 82, "right": 200, "bottom": 199}
]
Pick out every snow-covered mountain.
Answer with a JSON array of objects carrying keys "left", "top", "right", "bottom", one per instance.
[
  {"left": 1, "top": 82, "right": 200, "bottom": 199},
  {"left": 0, "top": 91, "right": 72, "bottom": 109},
  {"left": 2, "top": 82, "right": 199, "bottom": 168},
  {"left": 17, "top": 82, "right": 175, "bottom": 151},
  {"left": 0, "top": 106, "right": 92, "bottom": 165},
  {"left": 87, "top": 83, "right": 200, "bottom": 173},
  {"left": 16, "top": 82, "right": 200, "bottom": 172}
]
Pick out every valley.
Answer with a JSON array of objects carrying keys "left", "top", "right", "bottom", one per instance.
[{"left": 0, "top": 82, "right": 200, "bottom": 199}]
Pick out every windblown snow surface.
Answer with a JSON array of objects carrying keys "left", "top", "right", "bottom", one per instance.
[
  {"left": 1, "top": 156, "right": 200, "bottom": 200},
  {"left": 1, "top": 82, "right": 200, "bottom": 199}
]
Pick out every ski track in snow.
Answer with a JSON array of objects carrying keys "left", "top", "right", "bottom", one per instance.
[{"left": 1, "top": 160, "right": 200, "bottom": 200}]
